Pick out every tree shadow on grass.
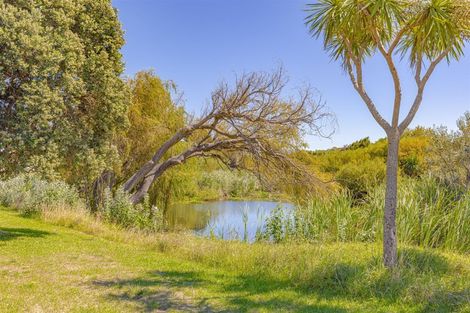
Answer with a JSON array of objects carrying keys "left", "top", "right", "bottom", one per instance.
[
  {"left": 94, "top": 271, "right": 235, "bottom": 312},
  {"left": 421, "top": 288, "right": 470, "bottom": 313},
  {"left": 93, "top": 270, "right": 347, "bottom": 312},
  {"left": 0, "top": 227, "right": 51, "bottom": 242},
  {"left": 92, "top": 247, "right": 467, "bottom": 312}
]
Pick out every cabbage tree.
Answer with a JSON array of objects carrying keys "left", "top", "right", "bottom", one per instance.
[{"left": 305, "top": 0, "right": 469, "bottom": 267}]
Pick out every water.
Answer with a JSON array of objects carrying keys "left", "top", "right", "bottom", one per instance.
[{"left": 166, "top": 200, "right": 294, "bottom": 242}]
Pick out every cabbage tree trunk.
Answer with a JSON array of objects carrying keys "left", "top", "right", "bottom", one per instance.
[{"left": 383, "top": 130, "right": 400, "bottom": 268}]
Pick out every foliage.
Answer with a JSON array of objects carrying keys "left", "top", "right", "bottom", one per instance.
[
  {"left": 260, "top": 177, "right": 470, "bottom": 253},
  {"left": 119, "top": 71, "right": 267, "bottom": 207},
  {"left": 196, "top": 170, "right": 261, "bottom": 198},
  {"left": 151, "top": 165, "right": 265, "bottom": 208},
  {"left": 305, "top": 0, "right": 469, "bottom": 266},
  {"left": 426, "top": 111, "right": 470, "bottom": 189},
  {"left": 0, "top": 175, "right": 83, "bottom": 215},
  {"left": 335, "top": 158, "right": 386, "bottom": 199},
  {"left": 345, "top": 137, "right": 370, "bottom": 150},
  {"left": 0, "top": 0, "right": 129, "bottom": 188},
  {"left": 99, "top": 188, "right": 164, "bottom": 231},
  {"left": 123, "top": 70, "right": 332, "bottom": 204},
  {"left": 305, "top": 0, "right": 468, "bottom": 66},
  {"left": 0, "top": 175, "right": 164, "bottom": 231},
  {"left": 297, "top": 131, "right": 430, "bottom": 197}
]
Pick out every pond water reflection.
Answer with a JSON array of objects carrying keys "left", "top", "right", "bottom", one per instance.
[{"left": 166, "top": 200, "right": 294, "bottom": 242}]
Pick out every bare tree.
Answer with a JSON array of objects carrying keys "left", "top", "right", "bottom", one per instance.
[{"left": 123, "top": 69, "right": 332, "bottom": 204}]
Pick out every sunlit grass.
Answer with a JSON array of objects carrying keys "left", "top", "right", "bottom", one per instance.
[{"left": 1, "top": 207, "right": 469, "bottom": 312}]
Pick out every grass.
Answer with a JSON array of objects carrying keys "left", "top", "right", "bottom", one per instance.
[{"left": 1, "top": 207, "right": 469, "bottom": 312}]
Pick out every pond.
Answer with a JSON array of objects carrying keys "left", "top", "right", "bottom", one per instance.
[{"left": 165, "top": 200, "right": 294, "bottom": 242}]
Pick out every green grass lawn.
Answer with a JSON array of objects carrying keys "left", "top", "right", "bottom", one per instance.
[{"left": 1, "top": 207, "right": 469, "bottom": 313}]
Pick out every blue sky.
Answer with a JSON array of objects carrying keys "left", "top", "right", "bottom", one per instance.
[{"left": 112, "top": 0, "right": 470, "bottom": 150}]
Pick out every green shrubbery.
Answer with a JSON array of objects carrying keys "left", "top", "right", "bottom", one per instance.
[
  {"left": 300, "top": 130, "right": 431, "bottom": 199},
  {"left": 100, "top": 188, "right": 164, "bottom": 231},
  {"left": 197, "top": 170, "right": 261, "bottom": 198},
  {"left": 0, "top": 175, "right": 164, "bottom": 231},
  {"left": 0, "top": 175, "right": 83, "bottom": 214},
  {"left": 152, "top": 167, "right": 264, "bottom": 207},
  {"left": 1, "top": 115, "right": 468, "bottom": 254},
  {"left": 2, "top": 172, "right": 468, "bottom": 253}
]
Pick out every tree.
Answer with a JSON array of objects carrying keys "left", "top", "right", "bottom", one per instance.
[
  {"left": 0, "top": 0, "right": 129, "bottom": 189},
  {"left": 91, "top": 70, "right": 185, "bottom": 208},
  {"left": 124, "top": 69, "right": 332, "bottom": 204},
  {"left": 305, "top": 0, "right": 469, "bottom": 267}
]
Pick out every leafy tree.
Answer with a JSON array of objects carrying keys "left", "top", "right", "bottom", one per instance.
[
  {"left": 306, "top": 0, "right": 469, "bottom": 267},
  {"left": 118, "top": 70, "right": 187, "bottom": 208},
  {"left": 0, "top": 0, "right": 129, "bottom": 189}
]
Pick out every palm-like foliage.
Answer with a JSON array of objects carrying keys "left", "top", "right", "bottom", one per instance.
[{"left": 305, "top": 0, "right": 468, "bottom": 66}]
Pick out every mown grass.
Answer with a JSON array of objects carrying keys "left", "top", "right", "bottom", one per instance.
[{"left": 1, "top": 206, "right": 469, "bottom": 313}]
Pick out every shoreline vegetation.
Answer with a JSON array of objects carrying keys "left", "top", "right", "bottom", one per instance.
[
  {"left": 172, "top": 191, "right": 289, "bottom": 205},
  {"left": 2, "top": 173, "right": 468, "bottom": 253}
]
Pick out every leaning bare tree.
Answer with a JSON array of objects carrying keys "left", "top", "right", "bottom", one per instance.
[
  {"left": 123, "top": 69, "right": 332, "bottom": 204},
  {"left": 306, "top": 0, "right": 469, "bottom": 267}
]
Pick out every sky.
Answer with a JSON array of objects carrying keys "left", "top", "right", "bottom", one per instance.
[{"left": 112, "top": 0, "right": 470, "bottom": 150}]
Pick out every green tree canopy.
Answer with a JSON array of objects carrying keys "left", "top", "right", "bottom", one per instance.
[{"left": 0, "top": 0, "right": 129, "bottom": 187}]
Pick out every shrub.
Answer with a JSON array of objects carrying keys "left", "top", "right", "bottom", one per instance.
[
  {"left": 400, "top": 155, "right": 421, "bottom": 177},
  {"left": 0, "top": 174, "right": 83, "bottom": 214},
  {"left": 197, "top": 170, "right": 261, "bottom": 199},
  {"left": 426, "top": 112, "right": 470, "bottom": 189},
  {"left": 335, "top": 158, "right": 386, "bottom": 199},
  {"left": 99, "top": 188, "right": 164, "bottom": 231},
  {"left": 0, "top": 175, "right": 165, "bottom": 232}
]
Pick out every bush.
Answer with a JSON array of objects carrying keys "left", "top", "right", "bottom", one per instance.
[
  {"left": 335, "top": 158, "right": 386, "bottom": 199},
  {"left": 99, "top": 188, "right": 164, "bottom": 231},
  {"left": 0, "top": 174, "right": 83, "bottom": 214},
  {"left": 197, "top": 170, "right": 261, "bottom": 199},
  {"left": 0, "top": 175, "right": 165, "bottom": 232},
  {"left": 399, "top": 155, "right": 421, "bottom": 177}
]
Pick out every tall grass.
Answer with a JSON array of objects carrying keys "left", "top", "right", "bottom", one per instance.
[{"left": 261, "top": 177, "right": 470, "bottom": 253}]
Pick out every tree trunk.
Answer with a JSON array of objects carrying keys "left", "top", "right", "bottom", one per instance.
[
  {"left": 129, "top": 174, "right": 155, "bottom": 204},
  {"left": 383, "top": 130, "right": 400, "bottom": 268},
  {"left": 128, "top": 158, "right": 179, "bottom": 204}
]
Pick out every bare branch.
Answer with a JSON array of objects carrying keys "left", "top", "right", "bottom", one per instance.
[
  {"left": 343, "top": 39, "right": 391, "bottom": 131},
  {"left": 365, "top": 20, "right": 403, "bottom": 128},
  {"left": 399, "top": 48, "right": 452, "bottom": 133}
]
